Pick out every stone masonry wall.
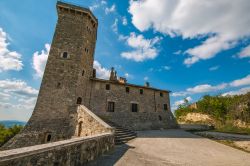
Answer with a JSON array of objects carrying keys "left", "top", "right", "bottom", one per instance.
[
  {"left": 75, "top": 105, "right": 114, "bottom": 137},
  {"left": 89, "top": 80, "right": 178, "bottom": 130},
  {"left": 0, "top": 133, "right": 114, "bottom": 166}
]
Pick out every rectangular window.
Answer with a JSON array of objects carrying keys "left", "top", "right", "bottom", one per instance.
[
  {"left": 140, "top": 89, "right": 143, "bottom": 95},
  {"left": 164, "top": 104, "right": 168, "bottom": 111},
  {"left": 106, "top": 84, "right": 110, "bottom": 90},
  {"left": 131, "top": 103, "right": 138, "bottom": 112},
  {"left": 126, "top": 87, "right": 130, "bottom": 93},
  {"left": 107, "top": 102, "right": 115, "bottom": 112},
  {"left": 160, "top": 92, "right": 163, "bottom": 97}
]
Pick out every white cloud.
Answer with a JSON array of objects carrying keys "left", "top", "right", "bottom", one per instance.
[
  {"left": 93, "top": 60, "right": 110, "bottom": 79},
  {"left": 230, "top": 74, "right": 250, "bottom": 87},
  {"left": 238, "top": 44, "right": 250, "bottom": 58},
  {"left": 121, "top": 32, "right": 162, "bottom": 62},
  {"left": 144, "top": 76, "right": 149, "bottom": 81},
  {"left": 0, "top": 79, "right": 38, "bottom": 121},
  {"left": 172, "top": 96, "right": 192, "bottom": 110},
  {"left": 111, "top": 18, "right": 118, "bottom": 34},
  {"left": 163, "top": 66, "right": 171, "bottom": 70},
  {"left": 172, "top": 83, "right": 227, "bottom": 97},
  {"left": 32, "top": 44, "right": 50, "bottom": 78},
  {"left": 222, "top": 86, "right": 250, "bottom": 96},
  {"left": 209, "top": 65, "right": 220, "bottom": 71},
  {"left": 129, "top": 0, "right": 250, "bottom": 66},
  {"left": 0, "top": 79, "right": 38, "bottom": 97},
  {"left": 122, "top": 17, "right": 128, "bottom": 26},
  {"left": 0, "top": 27, "right": 23, "bottom": 72},
  {"left": 105, "top": 4, "right": 116, "bottom": 14}
]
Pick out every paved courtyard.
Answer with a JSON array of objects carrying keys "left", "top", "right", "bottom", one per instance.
[{"left": 88, "top": 129, "right": 250, "bottom": 166}]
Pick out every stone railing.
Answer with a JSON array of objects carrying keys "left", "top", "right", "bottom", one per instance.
[
  {"left": 0, "top": 133, "right": 114, "bottom": 166},
  {"left": 75, "top": 105, "right": 115, "bottom": 136}
]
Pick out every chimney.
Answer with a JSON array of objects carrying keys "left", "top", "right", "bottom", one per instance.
[{"left": 145, "top": 82, "right": 150, "bottom": 87}]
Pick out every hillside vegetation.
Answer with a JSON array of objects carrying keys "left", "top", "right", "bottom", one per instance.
[
  {"left": 175, "top": 92, "right": 250, "bottom": 134},
  {"left": 0, "top": 124, "right": 23, "bottom": 146}
]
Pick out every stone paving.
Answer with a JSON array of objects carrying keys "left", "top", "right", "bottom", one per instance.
[{"left": 87, "top": 129, "right": 250, "bottom": 166}]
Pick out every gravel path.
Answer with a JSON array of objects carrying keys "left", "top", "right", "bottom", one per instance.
[{"left": 87, "top": 129, "right": 250, "bottom": 166}]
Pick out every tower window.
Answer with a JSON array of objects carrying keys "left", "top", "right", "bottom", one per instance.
[
  {"left": 164, "top": 104, "right": 168, "bottom": 111},
  {"left": 126, "top": 87, "right": 129, "bottom": 93},
  {"left": 160, "top": 92, "right": 163, "bottom": 97},
  {"left": 46, "top": 134, "right": 51, "bottom": 142},
  {"left": 131, "top": 103, "right": 138, "bottom": 112},
  {"left": 82, "top": 70, "right": 85, "bottom": 76},
  {"left": 62, "top": 52, "right": 68, "bottom": 59},
  {"left": 76, "top": 97, "right": 82, "bottom": 104},
  {"left": 107, "top": 102, "right": 115, "bottom": 112},
  {"left": 140, "top": 89, "right": 143, "bottom": 95},
  {"left": 106, "top": 84, "right": 110, "bottom": 90}
]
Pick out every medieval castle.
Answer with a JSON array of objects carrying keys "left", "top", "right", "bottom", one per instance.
[{"left": 2, "top": 1, "right": 177, "bottom": 150}]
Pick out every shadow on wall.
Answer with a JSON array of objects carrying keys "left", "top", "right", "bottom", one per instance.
[{"left": 86, "top": 144, "right": 135, "bottom": 166}]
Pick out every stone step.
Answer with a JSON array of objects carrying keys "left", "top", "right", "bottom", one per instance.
[
  {"left": 115, "top": 136, "right": 137, "bottom": 141},
  {"left": 115, "top": 132, "right": 137, "bottom": 137}
]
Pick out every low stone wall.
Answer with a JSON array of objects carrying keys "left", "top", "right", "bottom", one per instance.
[
  {"left": 180, "top": 124, "right": 214, "bottom": 131},
  {"left": 98, "top": 111, "right": 178, "bottom": 131},
  {"left": 0, "top": 133, "right": 114, "bottom": 166}
]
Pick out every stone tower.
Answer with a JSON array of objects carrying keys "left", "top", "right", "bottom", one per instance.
[{"left": 3, "top": 1, "right": 98, "bottom": 149}]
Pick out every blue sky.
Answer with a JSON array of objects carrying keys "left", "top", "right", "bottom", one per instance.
[{"left": 0, "top": 0, "right": 250, "bottom": 121}]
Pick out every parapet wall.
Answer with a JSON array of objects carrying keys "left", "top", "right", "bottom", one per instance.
[
  {"left": 0, "top": 133, "right": 114, "bottom": 166},
  {"left": 75, "top": 105, "right": 114, "bottom": 136}
]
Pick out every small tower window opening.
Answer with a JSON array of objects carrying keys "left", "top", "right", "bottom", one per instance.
[
  {"left": 62, "top": 52, "right": 68, "bottom": 59},
  {"left": 140, "top": 89, "right": 143, "bottom": 95},
  {"left": 106, "top": 84, "right": 110, "bottom": 90},
  {"left": 160, "top": 92, "right": 163, "bottom": 97},
  {"left": 107, "top": 101, "right": 115, "bottom": 112},
  {"left": 131, "top": 103, "right": 138, "bottom": 112},
  {"left": 164, "top": 104, "right": 168, "bottom": 111},
  {"left": 82, "top": 70, "right": 85, "bottom": 76},
  {"left": 56, "top": 82, "right": 61, "bottom": 88},
  {"left": 126, "top": 87, "right": 130, "bottom": 93},
  {"left": 76, "top": 97, "right": 82, "bottom": 104},
  {"left": 158, "top": 115, "right": 162, "bottom": 121},
  {"left": 78, "top": 121, "right": 83, "bottom": 137},
  {"left": 46, "top": 134, "right": 51, "bottom": 142}
]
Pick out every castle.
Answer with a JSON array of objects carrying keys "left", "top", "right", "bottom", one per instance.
[{"left": 3, "top": 1, "right": 177, "bottom": 149}]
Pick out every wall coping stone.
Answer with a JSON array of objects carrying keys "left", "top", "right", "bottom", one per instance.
[{"left": 0, "top": 132, "right": 112, "bottom": 162}]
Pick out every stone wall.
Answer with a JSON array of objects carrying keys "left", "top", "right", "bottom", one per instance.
[
  {"left": 0, "top": 133, "right": 114, "bottom": 166},
  {"left": 75, "top": 105, "right": 114, "bottom": 137},
  {"left": 89, "top": 79, "right": 178, "bottom": 130}
]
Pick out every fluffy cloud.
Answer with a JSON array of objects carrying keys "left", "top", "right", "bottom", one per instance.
[
  {"left": 121, "top": 32, "right": 162, "bottom": 62},
  {"left": 32, "top": 44, "right": 50, "bottom": 78},
  {"left": 105, "top": 4, "right": 116, "bottom": 14},
  {"left": 0, "top": 79, "right": 38, "bottom": 121},
  {"left": 230, "top": 74, "right": 250, "bottom": 87},
  {"left": 0, "top": 27, "right": 23, "bottom": 72},
  {"left": 129, "top": 0, "right": 250, "bottom": 65},
  {"left": 222, "top": 86, "right": 250, "bottom": 96},
  {"left": 0, "top": 79, "right": 38, "bottom": 97},
  {"left": 172, "top": 83, "right": 227, "bottom": 97},
  {"left": 93, "top": 60, "right": 110, "bottom": 79},
  {"left": 172, "top": 96, "right": 192, "bottom": 110},
  {"left": 238, "top": 45, "right": 250, "bottom": 58}
]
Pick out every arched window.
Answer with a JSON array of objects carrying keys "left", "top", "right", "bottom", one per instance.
[
  {"left": 78, "top": 121, "right": 83, "bottom": 136},
  {"left": 76, "top": 97, "right": 82, "bottom": 104},
  {"left": 62, "top": 52, "right": 68, "bottom": 58}
]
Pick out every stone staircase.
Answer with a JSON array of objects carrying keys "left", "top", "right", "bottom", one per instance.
[{"left": 105, "top": 120, "right": 137, "bottom": 145}]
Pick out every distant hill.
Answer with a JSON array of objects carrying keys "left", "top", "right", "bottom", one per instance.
[{"left": 0, "top": 120, "right": 26, "bottom": 128}]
